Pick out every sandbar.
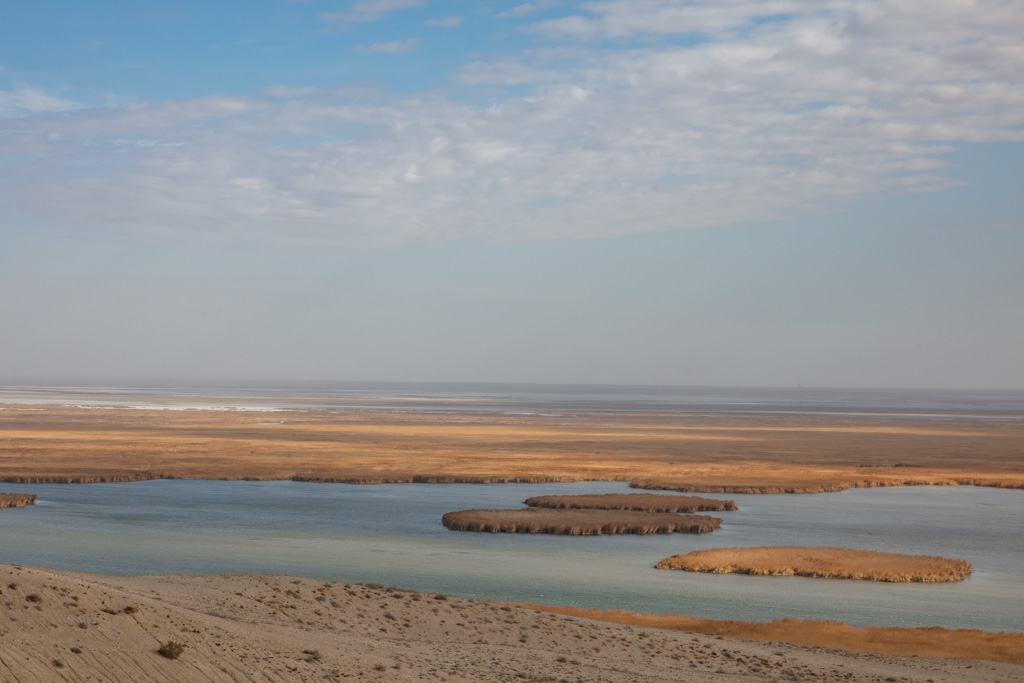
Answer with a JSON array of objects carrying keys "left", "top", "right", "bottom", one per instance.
[{"left": 655, "top": 546, "right": 973, "bottom": 582}]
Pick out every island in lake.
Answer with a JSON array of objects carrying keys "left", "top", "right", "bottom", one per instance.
[
  {"left": 442, "top": 507, "right": 722, "bottom": 535},
  {"left": 0, "top": 493, "right": 36, "bottom": 509},
  {"left": 524, "top": 492, "right": 737, "bottom": 512},
  {"left": 656, "top": 546, "right": 973, "bottom": 582}
]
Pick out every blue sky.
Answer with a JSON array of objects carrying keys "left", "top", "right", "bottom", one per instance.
[{"left": 1, "top": 0, "right": 1022, "bottom": 388}]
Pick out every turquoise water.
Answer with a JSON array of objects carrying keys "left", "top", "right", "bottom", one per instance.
[{"left": 1, "top": 480, "right": 1021, "bottom": 632}]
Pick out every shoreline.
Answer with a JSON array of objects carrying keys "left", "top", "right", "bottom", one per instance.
[{"left": 2, "top": 562, "right": 1021, "bottom": 682}]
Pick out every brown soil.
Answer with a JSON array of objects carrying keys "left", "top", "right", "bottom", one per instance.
[
  {"left": 2, "top": 405, "right": 1023, "bottom": 492},
  {"left": 0, "top": 493, "right": 37, "bottom": 509},
  {"left": 519, "top": 603, "right": 1024, "bottom": 668},
  {"left": 655, "top": 546, "right": 972, "bottom": 582},
  {"left": 525, "top": 492, "right": 737, "bottom": 512},
  {"left": 442, "top": 508, "right": 722, "bottom": 534}
]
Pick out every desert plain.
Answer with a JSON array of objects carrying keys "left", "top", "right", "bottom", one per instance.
[{"left": 2, "top": 403, "right": 1024, "bottom": 681}]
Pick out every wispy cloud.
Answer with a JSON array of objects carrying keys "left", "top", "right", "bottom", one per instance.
[
  {"left": 321, "top": 0, "right": 425, "bottom": 26},
  {"left": 3, "top": 1, "right": 1023, "bottom": 247},
  {"left": 427, "top": 16, "right": 463, "bottom": 28},
  {"left": 355, "top": 38, "right": 419, "bottom": 55},
  {"left": 0, "top": 87, "right": 81, "bottom": 118},
  {"left": 530, "top": 0, "right": 801, "bottom": 39},
  {"left": 497, "top": 1, "right": 562, "bottom": 20}
]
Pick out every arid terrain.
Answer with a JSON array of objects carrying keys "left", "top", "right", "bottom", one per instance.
[
  {"left": 2, "top": 405, "right": 1023, "bottom": 491},
  {"left": 655, "top": 546, "right": 973, "bottom": 582},
  {"left": 2, "top": 563, "right": 1022, "bottom": 682}
]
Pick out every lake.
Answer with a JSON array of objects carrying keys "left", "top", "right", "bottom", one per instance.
[{"left": 1, "top": 480, "right": 1020, "bottom": 633}]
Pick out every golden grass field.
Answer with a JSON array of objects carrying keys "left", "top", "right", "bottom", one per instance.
[
  {"left": 516, "top": 604, "right": 1024, "bottom": 667},
  {"left": 2, "top": 405, "right": 1023, "bottom": 491},
  {"left": 441, "top": 508, "right": 722, "bottom": 534},
  {"left": 655, "top": 546, "right": 972, "bottom": 582},
  {"left": 524, "top": 492, "right": 737, "bottom": 512}
]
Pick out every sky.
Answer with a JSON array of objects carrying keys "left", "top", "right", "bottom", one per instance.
[{"left": 1, "top": 0, "right": 1022, "bottom": 389}]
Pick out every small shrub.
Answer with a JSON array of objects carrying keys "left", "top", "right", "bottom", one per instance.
[
  {"left": 52, "top": 659, "right": 65, "bottom": 669},
  {"left": 25, "top": 594, "right": 42, "bottom": 603},
  {"left": 124, "top": 605, "right": 138, "bottom": 614},
  {"left": 158, "top": 640, "right": 186, "bottom": 660},
  {"left": 71, "top": 647, "right": 82, "bottom": 654},
  {"left": 374, "top": 664, "right": 387, "bottom": 671},
  {"left": 303, "top": 649, "right": 322, "bottom": 662}
]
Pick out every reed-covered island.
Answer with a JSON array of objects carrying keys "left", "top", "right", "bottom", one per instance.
[
  {"left": 0, "top": 493, "right": 36, "bottom": 509},
  {"left": 524, "top": 492, "right": 737, "bottom": 512},
  {"left": 655, "top": 546, "right": 973, "bottom": 582},
  {"left": 442, "top": 508, "right": 722, "bottom": 535}
]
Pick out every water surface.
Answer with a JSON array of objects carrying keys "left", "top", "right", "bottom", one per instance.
[{"left": 1, "top": 480, "right": 1020, "bottom": 633}]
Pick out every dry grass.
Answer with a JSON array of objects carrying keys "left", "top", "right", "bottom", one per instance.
[
  {"left": 1, "top": 405, "right": 1023, "bottom": 492},
  {"left": 524, "top": 493, "right": 736, "bottom": 512},
  {"left": 516, "top": 603, "right": 1024, "bottom": 666},
  {"left": 157, "top": 640, "right": 186, "bottom": 660},
  {"left": 0, "top": 493, "right": 37, "bottom": 509},
  {"left": 655, "top": 546, "right": 972, "bottom": 582},
  {"left": 442, "top": 508, "right": 722, "bottom": 535}
]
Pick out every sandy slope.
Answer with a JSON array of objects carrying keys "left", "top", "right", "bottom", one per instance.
[{"left": 1, "top": 564, "right": 1020, "bottom": 683}]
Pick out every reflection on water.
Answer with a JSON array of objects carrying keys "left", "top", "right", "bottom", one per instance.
[{"left": 1, "top": 480, "right": 1021, "bottom": 632}]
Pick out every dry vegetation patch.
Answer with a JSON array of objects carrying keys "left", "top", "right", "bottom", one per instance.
[
  {"left": 524, "top": 492, "right": 736, "bottom": 512},
  {"left": 519, "top": 603, "right": 1024, "bottom": 667},
  {"left": 3, "top": 405, "right": 1023, "bottom": 492},
  {"left": 655, "top": 546, "right": 972, "bottom": 582},
  {"left": 442, "top": 508, "right": 721, "bottom": 535},
  {"left": 0, "top": 493, "right": 37, "bottom": 509}
]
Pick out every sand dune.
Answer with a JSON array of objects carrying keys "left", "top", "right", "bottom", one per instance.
[
  {"left": 655, "top": 546, "right": 972, "bottom": 582},
  {"left": 2, "top": 563, "right": 1020, "bottom": 682}
]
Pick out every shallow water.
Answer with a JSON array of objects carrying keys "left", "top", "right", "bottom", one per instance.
[
  {"left": 3, "top": 381, "right": 1022, "bottom": 418},
  {"left": 1, "top": 480, "right": 1021, "bottom": 632}
]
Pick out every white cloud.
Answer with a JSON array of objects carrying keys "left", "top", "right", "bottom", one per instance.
[
  {"left": 531, "top": 0, "right": 802, "bottom": 39},
  {"left": 427, "top": 16, "right": 463, "bottom": 28},
  {"left": 0, "top": 87, "right": 81, "bottom": 118},
  {"left": 497, "top": 1, "right": 562, "bottom": 20},
  {"left": 356, "top": 38, "right": 419, "bottom": 54},
  {"left": 2, "top": 0, "right": 1023, "bottom": 247},
  {"left": 455, "top": 60, "right": 562, "bottom": 86},
  {"left": 321, "top": 0, "right": 425, "bottom": 26}
]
